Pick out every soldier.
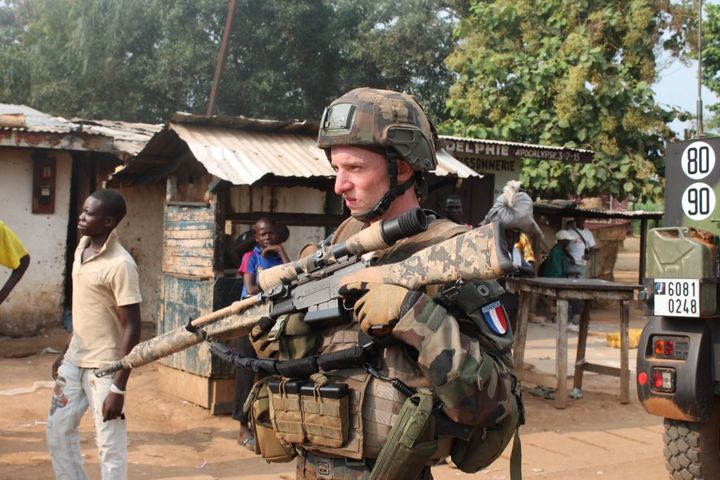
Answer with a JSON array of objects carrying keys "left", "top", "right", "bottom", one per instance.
[{"left": 249, "top": 88, "right": 521, "bottom": 479}]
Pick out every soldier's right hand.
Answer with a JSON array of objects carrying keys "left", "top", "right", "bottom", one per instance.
[{"left": 339, "top": 281, "right": 422, "bottom": 336}]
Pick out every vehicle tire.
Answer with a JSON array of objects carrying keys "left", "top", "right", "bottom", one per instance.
[{"left": 664, "top": 402, "right": 720, "bottom": 480}]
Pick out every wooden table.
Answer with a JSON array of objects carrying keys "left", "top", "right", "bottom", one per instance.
[{"left": 504, "top": 277, "right": 641, "bottom": 409}]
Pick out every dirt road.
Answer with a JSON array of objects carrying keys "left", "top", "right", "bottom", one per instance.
[
  {"left": 0, "top": 319, "right": 667, "bottom": 480},
  {"left": 1, "top": 237, "right": 668, "bottom": 479}
]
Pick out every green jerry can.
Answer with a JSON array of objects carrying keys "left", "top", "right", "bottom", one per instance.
[{"left": 646, "top": 227, "right": 718, "bottom": 317}]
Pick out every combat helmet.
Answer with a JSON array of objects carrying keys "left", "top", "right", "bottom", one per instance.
[{"left": 318, "top": 87, "right": 438, "bottom": 221}]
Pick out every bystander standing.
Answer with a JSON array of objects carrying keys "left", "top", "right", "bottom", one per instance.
[
  {"left": 47, "top": 190, "right": 142, "bottom": 480},
  {"left": 0, "top": 221, "right": 30, "bottom": 305}
]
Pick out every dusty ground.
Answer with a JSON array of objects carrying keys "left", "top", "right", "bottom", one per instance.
[
  {"left": 0, "top": 314, "right": 665, "bottom": 480},
  {"left": 0, "top": 237, "right": 668, "bottom": 479}
]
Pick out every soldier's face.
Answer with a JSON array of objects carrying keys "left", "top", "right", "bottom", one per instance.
[{"left": 331, "top": 146, "right": 390, "bottom": 215}]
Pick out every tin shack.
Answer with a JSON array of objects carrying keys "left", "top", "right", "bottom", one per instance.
[{"left": 0, "top": 104, "right": 160, "bottom": 336}]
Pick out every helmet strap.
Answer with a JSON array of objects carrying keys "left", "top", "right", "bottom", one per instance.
[{"left": 351, "top": 149, "right": 415, "bottom": 223}]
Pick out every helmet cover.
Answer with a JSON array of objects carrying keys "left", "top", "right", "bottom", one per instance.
[{"left": 318, "top": 87, "right": 438, "bottom": 171}]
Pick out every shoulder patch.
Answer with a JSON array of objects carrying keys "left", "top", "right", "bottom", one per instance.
[{"left": 481, "top": 301, "right": 509, "bottom": 335}]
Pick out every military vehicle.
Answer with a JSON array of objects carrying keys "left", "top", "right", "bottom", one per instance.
[{"left": 637, "top": 138, "right": 720, "bottom": 479}]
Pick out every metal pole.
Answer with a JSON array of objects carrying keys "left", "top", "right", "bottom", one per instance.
[
  {"left": 207, "top": 0, "right": 238, "bottom": 117},
  {"left": 697, "top": 0, "right": 704, "bottom": 138},
  {"left": 639, "top": 218, "right": 648, "bottom": 285}
]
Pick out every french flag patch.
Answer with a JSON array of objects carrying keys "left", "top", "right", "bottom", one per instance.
[{"left": 481, "top": 301, "right": 509, "bottom": 335}]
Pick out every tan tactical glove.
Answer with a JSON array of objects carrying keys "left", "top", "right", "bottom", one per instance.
[{"left": 339, "top": 281, "right": 423, "bottom": 336}]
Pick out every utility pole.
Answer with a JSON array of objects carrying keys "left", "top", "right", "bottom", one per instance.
[
  {"left": 697, "top": 0, "right": 704, "bottom": 138},
  {"left": 207, "top": 0, "right": 238, "bottom": 117}
]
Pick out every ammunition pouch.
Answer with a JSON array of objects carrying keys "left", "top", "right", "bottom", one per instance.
[
  {"left": 269, "top": 379, "right": 305, "bottom": 444},
  {"left": 369, "top": 388, "right": 437, "bottom": 480},
  {"left": 302, "top": 382, "right": 350, "bottom": 448},
  {"left": 246, "top": 379, "right": 296, "bottom": 463},
  {"left": 268, "top": 379, "right": 351, "bottom": 449}
]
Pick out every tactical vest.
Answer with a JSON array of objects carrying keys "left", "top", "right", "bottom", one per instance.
[{"left": 247, "top": 214, "right": 523, "bottom": 475}]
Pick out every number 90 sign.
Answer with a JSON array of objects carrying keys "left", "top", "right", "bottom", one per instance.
[{"left": 682, "top": 182, "right": 716, "bottom": 220}]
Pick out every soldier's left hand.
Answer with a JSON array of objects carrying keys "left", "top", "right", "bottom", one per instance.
[{"left": 339, "top": 281, "right": 421, "bottom": 336}]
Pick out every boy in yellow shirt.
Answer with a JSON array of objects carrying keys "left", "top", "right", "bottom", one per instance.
[{"left": 0, "top": 221, "right": 30, "bottom": 305}]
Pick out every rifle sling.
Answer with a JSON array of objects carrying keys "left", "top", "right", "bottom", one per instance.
[{"left": 211, "top": 341, "right": 373, "bottom": 377}]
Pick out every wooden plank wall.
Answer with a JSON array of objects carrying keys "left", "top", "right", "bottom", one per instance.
[
  {"left": 158, "top": 275, "right": 233, "bottom": 377},
  {"left": 163, "top": 204, "right": 215, "bottom": 278},
  {"left": 159, "top": 202, "right": 233, "bottom": 377}
]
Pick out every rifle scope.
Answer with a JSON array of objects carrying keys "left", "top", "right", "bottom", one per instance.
[
  {"left": 331, "top": 207, "right": 428, "bottom": 259},
  {"left": 257, "top": 208, "right": 428, "bottom": 290}
]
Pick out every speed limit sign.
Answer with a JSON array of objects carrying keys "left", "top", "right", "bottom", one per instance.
[
  {"left": 681, "top": 141, "right": 715, "bottom": 180},
  {"left": 666, "top": 138, "right": 720, "bottom": 227},
  {"left": 681, "top": 182, "right": 716, "bottom": 221}
]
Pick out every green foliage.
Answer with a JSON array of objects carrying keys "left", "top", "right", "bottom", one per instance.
[
  {"left": 0, "top": 4, "right": 30, "bottom": 101},
  {"left": 629, "top": 198, "right": 663, "bottom": 234},
  {"left": 0, "top": 0, "right": 457, "bottom": 123},
  {"left": 443, "top": 0, "right": 689, "bottom": 203},
  {"left": 702, "top": 4, "right": 720, "bottom": 127}
]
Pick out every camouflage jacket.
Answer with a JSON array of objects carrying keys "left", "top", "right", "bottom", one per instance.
[{"left": 302, "top": 213, "right": 514, "bottom": 460}]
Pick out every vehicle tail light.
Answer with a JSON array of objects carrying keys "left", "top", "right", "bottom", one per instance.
[
  {"left": 651, "top": 367, "right": 675, "bottom": 393},
  {"left": 652, "top": 335, "right": 689, "bottom": 360},
  {"left": 654, "top": 339, "right": 671, "bottom": 356}
]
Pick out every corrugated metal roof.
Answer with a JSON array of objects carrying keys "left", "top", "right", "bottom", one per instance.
[
  {"left": 169, "top": 123, "right": 333, "bottom": 184},
  {"left": 168, "top": 122, "right": 479, "bottom": 185},
  {"left": 0, "top": 104, "right": 159, "bottom": 157},
  {"left": 436, "top": 149, "right": 480, "bottom": 178},
  {"left": 0, "top": 104, "right": 80, "bottom": 133},
  {"left": 74, "top": 119, "right": 163, "bottom": 157}
]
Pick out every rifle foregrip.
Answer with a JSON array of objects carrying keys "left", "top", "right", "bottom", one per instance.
[{"left": 339, "top": 222, "right": 514, "bottom": 290}]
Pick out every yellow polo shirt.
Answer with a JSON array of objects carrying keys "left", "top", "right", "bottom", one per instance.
[
  {"left": 0, "top": 221, "right": 28, "bottom": 270},
  {"left": 64, "top": 230, "right": 142, "bottom": 368}
]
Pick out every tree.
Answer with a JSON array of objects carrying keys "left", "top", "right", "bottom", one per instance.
[
  {"left": 0, "top": 4, "right": 30, "bottom": 102},
  {"left": 702, "top": 3, "right": 720, "bottom": 133},
  {"left": 0, "top": 0, "right": 458, "bottom": 123},
  {"left": 443, "top": 0, "right": 692, "bottom": 202}
]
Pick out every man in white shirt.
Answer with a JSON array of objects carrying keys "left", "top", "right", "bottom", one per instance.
[
  {"left": 564, "top": 216, "right": 596, "bottom": 328},
  {"left": 565, "top": 216, "right": 596, "bottom": 278}
]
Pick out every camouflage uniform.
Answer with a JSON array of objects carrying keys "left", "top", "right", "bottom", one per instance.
[
  {"left": 291, "top": 215, "right": 515, "bottom": 479},
  {"left": 280, "top": 87, "right": 517, "bottom": 479}
]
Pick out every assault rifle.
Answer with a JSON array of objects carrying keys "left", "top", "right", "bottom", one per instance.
[{"left": 95, "top": 208, "right": 514, "bottom": 378}]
